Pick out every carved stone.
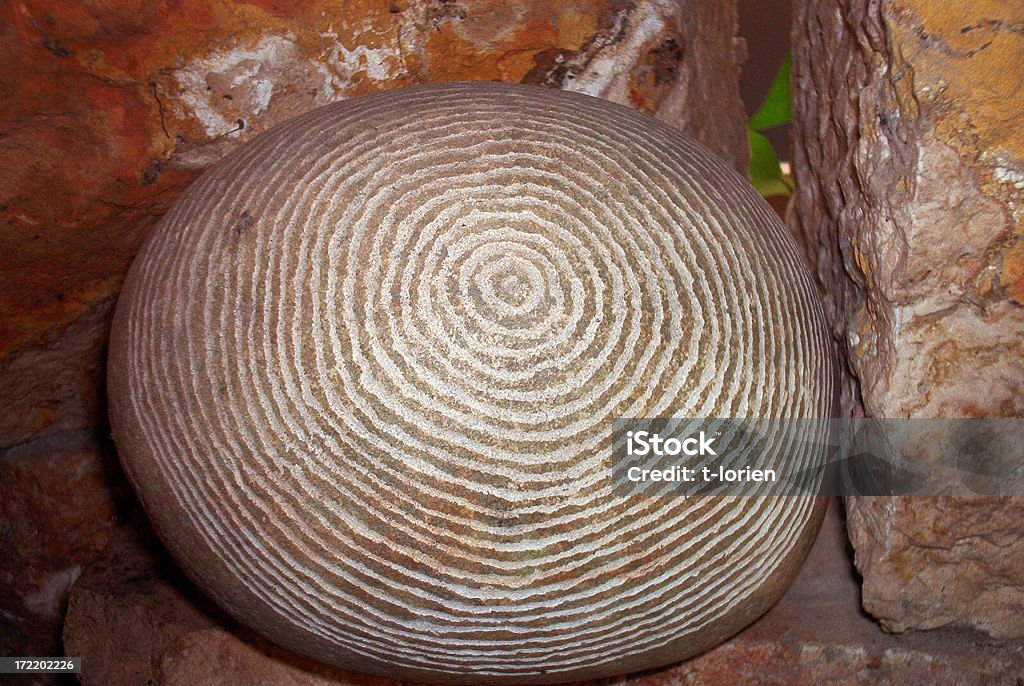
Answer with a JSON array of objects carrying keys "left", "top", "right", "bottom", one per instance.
[{"left": 108, "top": 82, "right": 832, "bottom": 683}]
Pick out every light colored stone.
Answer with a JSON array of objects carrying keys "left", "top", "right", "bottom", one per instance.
[
  {"left": 791, "top": 0, "right": 1024, "bottom": 636},
  {"left": 791, "top": 0, "right": 1024, "bottom": 416},
  {"left": 846, "top": 496, "right": 1024, "bottom": 637},
  {"left": 107, "top": 82, "right": 832, "bottom": 683}
]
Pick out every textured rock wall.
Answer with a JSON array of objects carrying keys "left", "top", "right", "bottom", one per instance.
[
  {"left": 0, "top": 0, "right": 748, "bottom": 663},
  {"left": 791, "top": 0, "right": 1024, "bottom": 636}
]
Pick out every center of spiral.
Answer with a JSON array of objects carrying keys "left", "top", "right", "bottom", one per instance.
[
  {"left": 489, "top": 262, "right": 535, "bottom": 309},
  {"left": 498, "top": 273, "right": 524, "bottom": 300}
]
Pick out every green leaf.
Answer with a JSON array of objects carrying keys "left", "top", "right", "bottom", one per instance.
[
  {"left": 748, "top": 129, "right": 793, "bottom": 197},
  {"left": 749, "top": 54, "right": 791, "bottom": 132}
]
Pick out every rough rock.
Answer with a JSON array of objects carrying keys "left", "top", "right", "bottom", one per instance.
[
  {"left": 64, "top": 500, "right": 1024, "bottom": 685},
  {"left": 847, "top": 496, "right": 1024, "bottom": 637},
  {"left": 790, "top": 0, "right": 1024, "bottom": 636},
  {"left": 0, "top": 433, "right": 128, "bottom": 661},
  {"left": 0, "top": 0, "right": 747, "bottom": 449}
]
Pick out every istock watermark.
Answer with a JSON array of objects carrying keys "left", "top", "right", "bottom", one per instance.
[{"left": 610, "top": 418, "right": 1024, "bottom": 497}]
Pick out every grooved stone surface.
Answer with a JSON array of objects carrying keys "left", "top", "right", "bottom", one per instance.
[
  {"left": 65, "top": 501, "right": 1024, "bottom": 686},
  {"left": 790, "top": 0, "right": 1024, "bottom": 637},
  {"left": 107, "top": 82, "right": 833, "bottom": 683}
]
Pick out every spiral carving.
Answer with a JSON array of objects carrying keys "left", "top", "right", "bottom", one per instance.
[{"left": 108, "top": 82, "right": 834, "bottom": 683}]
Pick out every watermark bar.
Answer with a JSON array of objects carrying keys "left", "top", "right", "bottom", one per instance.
[
  {"left": 610, "top": 418, "right": 1024, "bottom": 497},
  {"left": 0, "top": 657, "right": 81, "bottom": 673}
]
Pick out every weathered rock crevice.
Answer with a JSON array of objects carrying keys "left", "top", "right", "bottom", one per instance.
[{"left": 792, "top": 0, "right": 1024, "bottom": 638}]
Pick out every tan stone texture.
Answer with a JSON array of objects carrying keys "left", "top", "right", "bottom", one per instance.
[
  {"left": 846, "top": 496, "right": 1024, "bottom": 637},
  {"left": 791, "top": 0, "right": 1024, "bottom": 636},
  {"left": 105, "top": 80, "right": 830, "bottom": 682}
]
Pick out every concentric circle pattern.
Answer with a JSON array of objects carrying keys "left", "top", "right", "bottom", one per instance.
[{"left": 108, "top": 82, "right": 834, "bottom": 684}]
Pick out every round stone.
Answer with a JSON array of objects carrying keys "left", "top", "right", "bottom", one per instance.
[{"left": 108, "top": 82, "right": 834, "bottom": 684}]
